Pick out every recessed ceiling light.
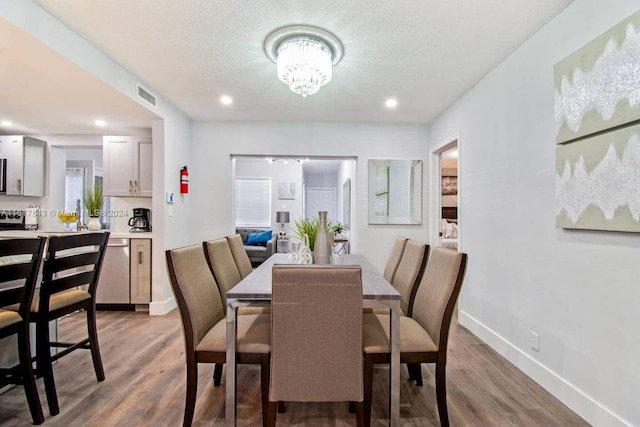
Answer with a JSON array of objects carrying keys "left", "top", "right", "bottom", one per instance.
[
  {"left": 220, "top": 96, "right": 233, "bottom": 105},
  {"left": 95, "top": 119, "right": 106, "bottom": 127},
  {"left": 385, "top": 98, "right": 398, "bottom": 109},
  {"left": 1, "top": 120, "right": 12, "bottom": 127}
]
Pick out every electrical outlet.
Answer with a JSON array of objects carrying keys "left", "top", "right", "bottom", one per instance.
[{"left": 530, "top": 331, "right": 540, "bottom": 352}]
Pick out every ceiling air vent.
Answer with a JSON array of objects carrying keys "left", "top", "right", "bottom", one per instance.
[{"left": 137, "top": 84, "right": 157, "bottom": 108}]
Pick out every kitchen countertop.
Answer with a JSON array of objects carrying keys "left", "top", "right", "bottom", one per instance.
[{"left": 0, "top": 230, "right": 153, "bottom": 239}]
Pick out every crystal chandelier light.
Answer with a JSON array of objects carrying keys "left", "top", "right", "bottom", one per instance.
[{"left": 265, "top": 25, "right": 343, "bottom": 98}]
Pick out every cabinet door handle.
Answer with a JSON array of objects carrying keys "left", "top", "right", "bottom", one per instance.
[
  {"left": 17, "top": 178, "right": 21, "bottom": 192},
  {"left": 134, "top": 180, "right": 138, "bottom": 192},
  {"left": 129, "top": 179, "right": 133, "bottom": 192},
  {"left": 138, "top": 249, "right": 143, "bottom": 264}
]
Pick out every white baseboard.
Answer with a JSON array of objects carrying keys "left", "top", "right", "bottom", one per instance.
[
  {"left": 458, "top": 311, "right": 631, "bottom": 427},
  {"left": 149, "top": 297, "right": 176, "bottom": 316}
]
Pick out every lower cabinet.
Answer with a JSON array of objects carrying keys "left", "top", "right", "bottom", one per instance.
[
  {"left": 96, "top": 238, "right": 151, "bottom": 306},
  {"left": 130, "top": 239, "right": 151, "bottom": 304}
]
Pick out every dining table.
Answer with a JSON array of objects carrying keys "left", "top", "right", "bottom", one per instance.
[{"left": 225, "top": 253, "right": 401, "bottom": 426}]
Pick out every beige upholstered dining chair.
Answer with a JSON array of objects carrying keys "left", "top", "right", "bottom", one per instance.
[
  {"left": 383, "top": 236, "right": 408, "bottom": 283},
  {"left": 373, "top": 239, "right": 427, "bottom": 319},
  {"left": 0, "top": 237, "right": 46, "bottom": 425},
  {"left": 266, "top": 265, "right": 365, "bottom": 427},
  {"left": 362, "top": 247, "right": 468, "bottom": 427},
  {"left": 204, "top": 236, "right": 269, "bottom": 384},
  {"left": 166, "top": 244, "right": 271, "bottom": 427},
  {"left": 204, "top": 236, "right": 269, "bottom": 317},
  {"left": 203, "top": 237, "right": 241, "bottom": 309},
  {"left": 393, "top": 239, "right": 428, "bottom": 317},
  {"left": 227, "top": 234, "right": 253, "bottom": 278}
]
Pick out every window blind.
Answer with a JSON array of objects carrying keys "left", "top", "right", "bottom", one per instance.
[{"left": 235, "top": 178, "right": 271, "bottom": 228}]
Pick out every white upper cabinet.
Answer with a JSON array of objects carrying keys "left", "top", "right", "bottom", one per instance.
[
  {"left": 0, "top": 135, "right": 45, "bottom": 197},
  {"left": 134, "top": 136, "right": 153, "bottom": 197},
  {"left": 103, "top": 135, "right": 152, "bottom": 197}
]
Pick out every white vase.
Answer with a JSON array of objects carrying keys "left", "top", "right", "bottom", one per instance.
[{"left": 87, "top": 217, "right": 101, "bottom": 231}]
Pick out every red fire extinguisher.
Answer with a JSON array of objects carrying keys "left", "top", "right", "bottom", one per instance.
[{"left": 180, "top": 166, "right": 189, "bottom": 194}]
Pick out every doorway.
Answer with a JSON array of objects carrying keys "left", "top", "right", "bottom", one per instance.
[
  {"left": 430, "top": 134, "right": 460, "bottom": 250},
  {"left": 231, "top": 156, "right": 357, "bottom": 251}
]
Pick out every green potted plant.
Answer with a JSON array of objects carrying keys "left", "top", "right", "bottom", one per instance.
[
  {"left": 292, "top": 216, "right": 338, "bottom": 249},
  {"left": 84, "top": 184, "right": 104, "bottom": 231},
  {"left": 330, "top": 221, "right": 348, "bottom": 236},
  {"left": 292, "top": 217, "right": 320, "bottom": 249}
]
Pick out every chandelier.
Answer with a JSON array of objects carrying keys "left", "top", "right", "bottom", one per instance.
[{"left": 264, "top": 25, "right": 344, "bottom": 98}]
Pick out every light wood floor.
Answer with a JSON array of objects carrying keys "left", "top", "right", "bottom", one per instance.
[{"left": 0, "top": 310, "right": 589, "bottom": 426}]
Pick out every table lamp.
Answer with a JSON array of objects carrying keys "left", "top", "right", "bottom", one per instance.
[{"left": 276, "top": 211, "right": 290, "bottom": 237}]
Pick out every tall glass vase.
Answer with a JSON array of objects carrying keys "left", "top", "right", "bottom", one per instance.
[{"left": 314, "top": 211, "right": 333, "bottom": 264}]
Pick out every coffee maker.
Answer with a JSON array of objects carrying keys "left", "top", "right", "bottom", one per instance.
[{"left": 128, "top": 208, "right": 151, "bottom": 232}]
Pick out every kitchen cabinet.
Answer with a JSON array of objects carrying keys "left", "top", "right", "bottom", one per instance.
[
  {"left": 103, "top": 135, "right": 152, "bottom": 197},
  {"left": 96, "top": 237, "right": 151, "bottom": 306},
  {"left": 130, "top": 239, "right": 151, "bottom": 303},
  {"left": 0, "top": 136, "right": 46, "bottom": 196}
]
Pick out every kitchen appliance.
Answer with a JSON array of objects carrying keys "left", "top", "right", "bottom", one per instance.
[
  {"left": 0, "top": 209, "right": 26, "bottom": 230},
  {"left": 96, "top": 238, "right": 130, "bottom": 304},
  {"left": 128, "top": 208, "right": 151, "bottom": 232}
]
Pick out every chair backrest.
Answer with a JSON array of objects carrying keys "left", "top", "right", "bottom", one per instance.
[
  {"left": 411, "top": 247, "right": 467, "bottom": 359},
  {"left": 39, "top": 232, "right": 109, "bottom": 310},
  {"left": 392, "top": 239, "right": 428, "bottom": 316},
  {"left": 0, "top": 237, "right": 46, "bottom": 321},
  {"left": 270, "top": 264, "right": 363, "bottom": 403},
  {"left": 203, "top": 238, "right": 242, "bottom": 310},
  {"left": 226, "top": 234, "right": 253, "bottom": 279},
  {"left": 166, "top": 244, "right": 225, "bottom": 351},
  {"left": 383, "top": 237, "right": 408, "bottom": 283}
]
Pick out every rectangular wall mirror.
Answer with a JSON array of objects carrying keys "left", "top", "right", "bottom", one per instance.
[{"left": 368, "top": 159, "right": 422, "bottom": 224}]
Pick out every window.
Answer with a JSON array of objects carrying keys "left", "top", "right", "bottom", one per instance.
[
  {"left": 64, "top": 167, "right": 111, "bottom": 230},
  {"left": 235, "top": 178, "right": 271, "bottom": 228}
]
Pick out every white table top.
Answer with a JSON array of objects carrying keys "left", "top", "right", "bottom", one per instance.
[{"left": 227, "top": 253, "right": 400, "bottom": 301}]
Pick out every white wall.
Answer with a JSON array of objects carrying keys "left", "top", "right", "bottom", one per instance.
[
  {"left": 429, "top": 1, "right": 640, "bottom": 425},
  {"left": 304, "top": 169, "right": 337, "bottom": 188},
  {"left": 191, "top": 121, "right": 428, "bottom": 270},
  {"left": 65, "top": 149, "right": 102, "bottom": 167}
]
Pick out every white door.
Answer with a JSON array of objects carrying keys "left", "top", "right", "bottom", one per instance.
[{"left": 305, "top": 188, "right": 336, "bottom": 221}]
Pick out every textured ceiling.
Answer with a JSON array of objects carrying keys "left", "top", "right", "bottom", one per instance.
[{"left": 31, "top": 0, "right": 574, "bottom": 125}]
